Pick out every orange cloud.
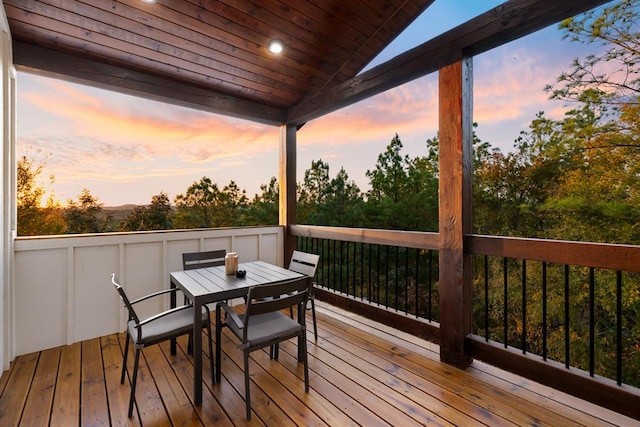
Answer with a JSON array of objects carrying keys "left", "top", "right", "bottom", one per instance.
[{"left": 21, "top": 77, "right": 279, "bottom": 164}]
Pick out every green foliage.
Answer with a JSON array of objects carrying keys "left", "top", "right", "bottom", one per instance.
[
  {"left": 173, "top": 176, "right": 221, "bottom": 228},
  {"left": 548, "top": 0, "right": 640, "bottom": 109},
  {"left": 218, "top": 180, "right": 249, "bottom": 226},
  {"left": 16, "top": 152, "right": 65, "bottom": 236},
  {"left": 318, "top": 167, "right": 364, "bottom": 226},
  {"left": 64, "top": 188, "right": 109, "bottom": 234},
  {"left": 364, "top": 134, "right": 439, "bottom": 230},
  {"left": 298, "top": 159, "right": 330, "bottom": 224},
  {"left": 246, "top": 177, "right": 279, "bottom": 226},
  {"left": 120, "top": 192, "right": 173, "bottom": 231},
  {"left": 299, "top": 160, "right": 364, "bottom": 226}
]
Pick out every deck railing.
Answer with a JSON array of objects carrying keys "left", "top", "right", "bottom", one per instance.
[
  {"left": 291, "top": 225, "right": 640, "bottom": 419},
  {"left": 299, "top": 237, "right": 439, "bottom": 322},
  {"left": 466, "top": 236, "right": 640, "bottom": 416},
  {"left": 291, "top": 225, "right": 441, "bottom": 342},
  {"left": 472, "top": 253, "right": 637, "bottom": 388}
]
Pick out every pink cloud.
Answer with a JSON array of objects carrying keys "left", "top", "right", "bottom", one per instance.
[{"left": 21, "top": 76, "right": 278, "bottom": 164}]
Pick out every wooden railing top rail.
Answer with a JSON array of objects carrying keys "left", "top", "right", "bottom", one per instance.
[
  {"left": 468, "top": 235, "right": 640, "bottom": 274},
  {"left": 291, "top": 227, "right": 640, "bottom": 274},
  {"left": 290, "top": 225, "right": 439, "bottom": 250}
]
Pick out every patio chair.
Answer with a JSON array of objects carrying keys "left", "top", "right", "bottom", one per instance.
[
  {"left": 111, "top": 274, "right": 214, "bottom": 418},
  {"left": 182, "top": 249, "right": 228, "bottom": 353},
  {"left": 288, "top": 250, "right": 321, "bottom": 340},
  {"left": 215, "top": 276, "right": 311, "bottom": 420},
  {"left": 182, "top": 249, "right": 226, "bottom": 270}
]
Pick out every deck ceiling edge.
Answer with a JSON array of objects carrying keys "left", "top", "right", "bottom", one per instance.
[
  {"left": 12, "top": 41, "right": 287, "bottom": 126},
  {"left": 287, "top": 0, "right": 612, "bottom": 126}
]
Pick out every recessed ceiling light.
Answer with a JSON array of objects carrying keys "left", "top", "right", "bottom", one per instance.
[
  {"left": 267, "top": 38, "right": 284, "bottom": 54},
  {"left": 141, "top": 0, "right": 157, "bottom": 3}
]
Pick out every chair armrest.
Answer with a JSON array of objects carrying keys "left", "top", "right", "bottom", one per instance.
[
  {"left": 137, "top": 304, "right": 194, "bottom": 326},
  {"left": 130, "top": 288, "right": 182, "bottom": 305},
  {"left": 218, "top": 302, "right": 244, "bottom": 329}
]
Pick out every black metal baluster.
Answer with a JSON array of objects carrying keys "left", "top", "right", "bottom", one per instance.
[
  {"left": 415, "top": 249, "right": 420, "bottom": 318},
  {"left": 385, "top": 245, "right": 390, "bottom": 309},
  {"left": 350, "top": 242, "right": 354, "bottom": 298},
  {"left": 345, "top": 241, "right": 350, "bottom": 296},
  {"left": 503, "top": 257, "right": 508, "bottom": 348},
  {"left": 589, "top": 267, "right": 595, "bottom": 377},
  {"left": 564, "top": 264, "right": 570, "bottom": 369},
  {"left": 368, "top": 244, "right": 373, "bottom": 303},
  {"left": 322, "top": 239, "right": 326, "bottom": 289},
  {"left": 395, "top": 246, "right": 399, "bottom": 311},
  {"left": 340, "top": 240, "right": 344, "bottom": 294},
  {"left": 542, "top": 262, "right": 547, "bottom": 361},
  {"left": 333, "top": 239, "right": 337, "bottom": 292},
  {"left": 360, "top": 243, "right": 365, "bottom": 301},
  {"left": 522, "top": 259, "right": 527, "bottom": 354},
  {"left": 616, "top": 271, "right": 622, "bottom": 386},
  {"left": 376, "top": 245, "right": 381, "bottom": 306},
  {"left": 484, "top": 255, "right": 489, "bottom": 341},
  {"left": 404, "top": 247, "right": 409, "bottom": 314},
  {"left": 352, "top": 242, "right": 356, "bottom": 297},
  {"left": 428, "top": 250, "right": 433, "bottom": 322}
]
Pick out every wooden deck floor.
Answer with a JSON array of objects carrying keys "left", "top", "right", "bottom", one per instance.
[{"left": 0, "top": 302, "right": 634, "bottom": 426}]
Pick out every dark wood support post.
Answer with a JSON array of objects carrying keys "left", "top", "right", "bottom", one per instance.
[
  {"left": 438, "top": 57, "right": 473, "bottom": 368},
  {"left": 279, "top": 123, "right": 297, "bottom": 264}
]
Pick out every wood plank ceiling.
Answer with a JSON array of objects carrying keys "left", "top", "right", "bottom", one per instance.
[
  {"left": 4, "top": 0, "right": 613, "bottom": 126},
  {"left": 4, "top": 0, "right": 434, "bottom": 125}
]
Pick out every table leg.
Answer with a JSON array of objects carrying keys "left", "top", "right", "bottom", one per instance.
[
  {"left": 215, "top": 303, "right": 222, "bottom": 383},
  {"left": 193, "top": 298, "right": 203, "bottom": 405}
]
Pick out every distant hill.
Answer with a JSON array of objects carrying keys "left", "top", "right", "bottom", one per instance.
[
  {"left": 104, "top": 204, "right": 138, "bottom": 212},
  {"left": 103, "top": 204, "right": 138, "bottom": 220},
  {"left": 102, "top": 204, "right": 177, "bottom": 222}
]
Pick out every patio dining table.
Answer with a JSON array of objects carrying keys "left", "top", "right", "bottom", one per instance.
[{"left": 169, "top": 260, "right": 304, "bottom": 405}]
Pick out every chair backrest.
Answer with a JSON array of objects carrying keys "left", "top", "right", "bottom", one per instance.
[
  {"left": 288, "top": 250, "right": 319, "bottom": 278},
  {"left": 245, "top": 276, "right": 310, "bottom": 321},
  {"left": 111, "top": 274, "right": 140, "bottom": 326},
  {"left": 182, "top": 249, "right": 226, "bottom": 270}
]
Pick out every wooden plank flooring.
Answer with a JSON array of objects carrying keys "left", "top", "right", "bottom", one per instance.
[{"left": 0, "top": 302, "right": 635, "bottom": 426}]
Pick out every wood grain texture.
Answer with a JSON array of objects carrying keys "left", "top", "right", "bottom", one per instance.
[
  {"left": 20, "top": 348, "right": 60, "bottom": 426},
  {"left": 280, "top": 123, "right": 298, "bottom": 259},
  {"left": 0, "top": 352, "right": 38, "bottom": 426},
  {"left": 81, "top": 339, "right": 110, "bottom": 426},
  {"left": 5, "top": 0, "right": 433, "bottom": 123},
  {"left": 438, "top": 58, "right": 473, "bottom": 368},
  {"left": 50, "top": 343, "right": 81, "bottom": 426},
  {"left": 2, "top": 302, "right": 634, "bottom": 426}
]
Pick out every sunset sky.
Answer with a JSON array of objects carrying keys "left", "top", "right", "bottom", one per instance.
[{"left": 16, "top": 1, "right": 597, "bottom": 207}]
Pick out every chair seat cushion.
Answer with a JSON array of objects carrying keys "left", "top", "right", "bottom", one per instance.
[
  {"left": 128, "top": 306, "right": 208, "bottom": 346},
  {"left": 229, "top": 311, "right": 302, "bottom": 346}
]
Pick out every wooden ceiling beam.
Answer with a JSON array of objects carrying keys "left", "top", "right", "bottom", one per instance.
[
  {"left": 13, "top": 41, "right": 288, "bottom": 126},
  {"left": 287, "top": 0, "right": 612, "bottom": 126}
]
